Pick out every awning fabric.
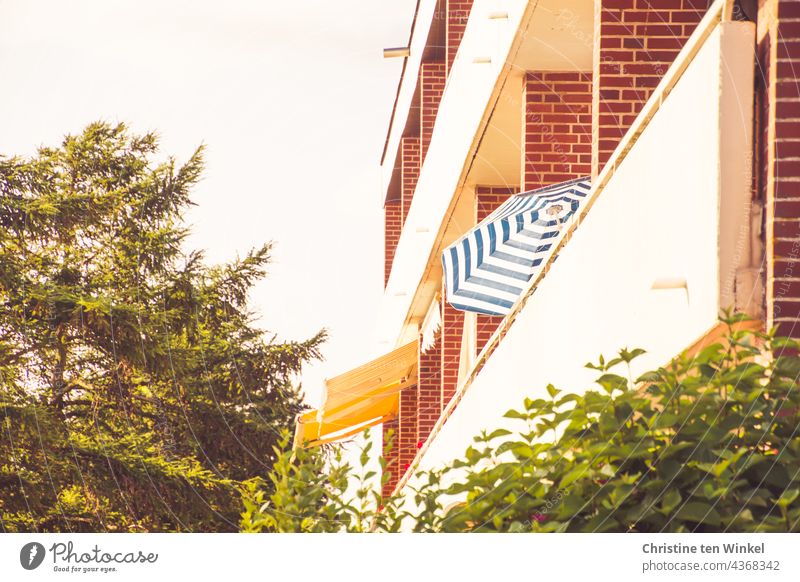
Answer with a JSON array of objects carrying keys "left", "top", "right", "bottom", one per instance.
[
  {"left": 441, "top": 177, "right": 591, "bottom": 316},
  {"left": 294, "top": 341, "right": 418, "bottom": 448}
]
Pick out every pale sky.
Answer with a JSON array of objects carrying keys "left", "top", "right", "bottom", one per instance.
[{"left": 0, "top": 0, "right": 416, "bottom": 405}]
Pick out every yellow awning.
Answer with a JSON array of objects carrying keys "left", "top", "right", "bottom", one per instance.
[{"left": 294, "top": 341, "right": 418, "bottom": 448}]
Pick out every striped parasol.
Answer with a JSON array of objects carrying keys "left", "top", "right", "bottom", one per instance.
[{"left": 442, "top": 177, "right": 591, "bottom": 316}]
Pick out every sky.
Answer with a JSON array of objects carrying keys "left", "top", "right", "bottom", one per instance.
[{"left": 0, "top": 0, "right": 417, "bottom": 406}]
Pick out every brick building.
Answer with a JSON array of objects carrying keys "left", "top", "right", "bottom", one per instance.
[{"left": 296, "top": 0, "right": 800, "bottom": 500}]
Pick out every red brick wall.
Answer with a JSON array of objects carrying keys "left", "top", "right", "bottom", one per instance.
[
  {"left": 441, "top": 299, "right": 463, "bottom": 407},
  {"left": 446, "top": 0, "right": 474, "bottom": 75},
  {"left": 381, "top": 417, "right": 399, "bottom": 497},
  {"left": 389, "top": 333, "right": 444, "bottom": 490},
  {"left": 592, "top": 0, "right": 707, "bottom": 177},
  {"left": 417, "top": 329, "right": 442, "bottom": 444},
  {"left": 762, "top": 0, "right": 800, "bottom": 336},
  {"left": 475, "top": 186, "right": 516, "bottom": 352},
  {"left": 397, "top": 383, "right": 418, "bottom": 476},
  {"left": 476, "top": 186, "right": 514, "bottom": 217},
  {"left": 523, "top": 71, "right": 593, "bottom": 191},
  {"left": 400, "top": 136, "right": 421, "bottom": 224},
  {"left": 384, "top": 201, "right": 402, "bottom": 287},
  {"left": 420, "top": 61, "right": 447, "bottom": 162}
]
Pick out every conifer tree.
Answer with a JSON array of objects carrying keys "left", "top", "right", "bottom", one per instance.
[{"left": 0, "top": 122, "right": 324, "bottom": 531}]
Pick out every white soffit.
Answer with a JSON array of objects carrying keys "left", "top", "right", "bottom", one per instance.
[{"left": 467, "top": 0, "right": 593, "bottom": 187}]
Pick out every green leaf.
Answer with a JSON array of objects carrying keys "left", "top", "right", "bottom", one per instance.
[
  {"left": 560, "top": 464, "right": 590, "bottom": 488},
  {"left": 775, "top": 356, "right": 800, "bottom": 379},
  {"left": 661, "top": 489, "right": 682, "bottom": 513},
  {"left": 596, "top": 373, "right": 629, "bottom": 394},
  {"left": 777, "top": 488, "right": 799, "bottom": 508},
  {"left": 580, "top": 512, "right": 618, "bottom": 532},
  {"left": 503, "top": 409, "right": 529, "bottom": 420},
  {"left": 486, "top": 428, "right": 512, "bottom": 441},
  {"left": 618, "top": 347, "right": 646, "bottom": 363},
  {"left": 636, "top": 370, "right": 662, "bottom": 383},
  {"left": 674, "top": 502, "right": 721, "bottom": 526}
]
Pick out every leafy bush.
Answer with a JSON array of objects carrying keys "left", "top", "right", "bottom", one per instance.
[{"left": 241, "top": 315, "right": 800, "bottom": 532}]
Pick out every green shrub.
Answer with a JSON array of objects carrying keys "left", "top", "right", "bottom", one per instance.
[{"left": 241, "top": 314, "right": 800, "bottom": 532}]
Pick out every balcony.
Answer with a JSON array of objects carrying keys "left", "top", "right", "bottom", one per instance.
[
  {"left": 378, "top": 0, "right": 595, "bottom": 351},
  {"left": 407, "top": 15, "right": 757, "bottom": 472}
]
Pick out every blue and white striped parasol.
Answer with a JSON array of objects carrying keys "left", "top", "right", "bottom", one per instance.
[{"left": 442, "top": 177, "right": 591, "bottom": 316}]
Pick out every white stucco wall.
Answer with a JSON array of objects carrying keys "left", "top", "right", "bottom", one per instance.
[{"left": 409, "top": 21, "right": 755, "bottom": 475}]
